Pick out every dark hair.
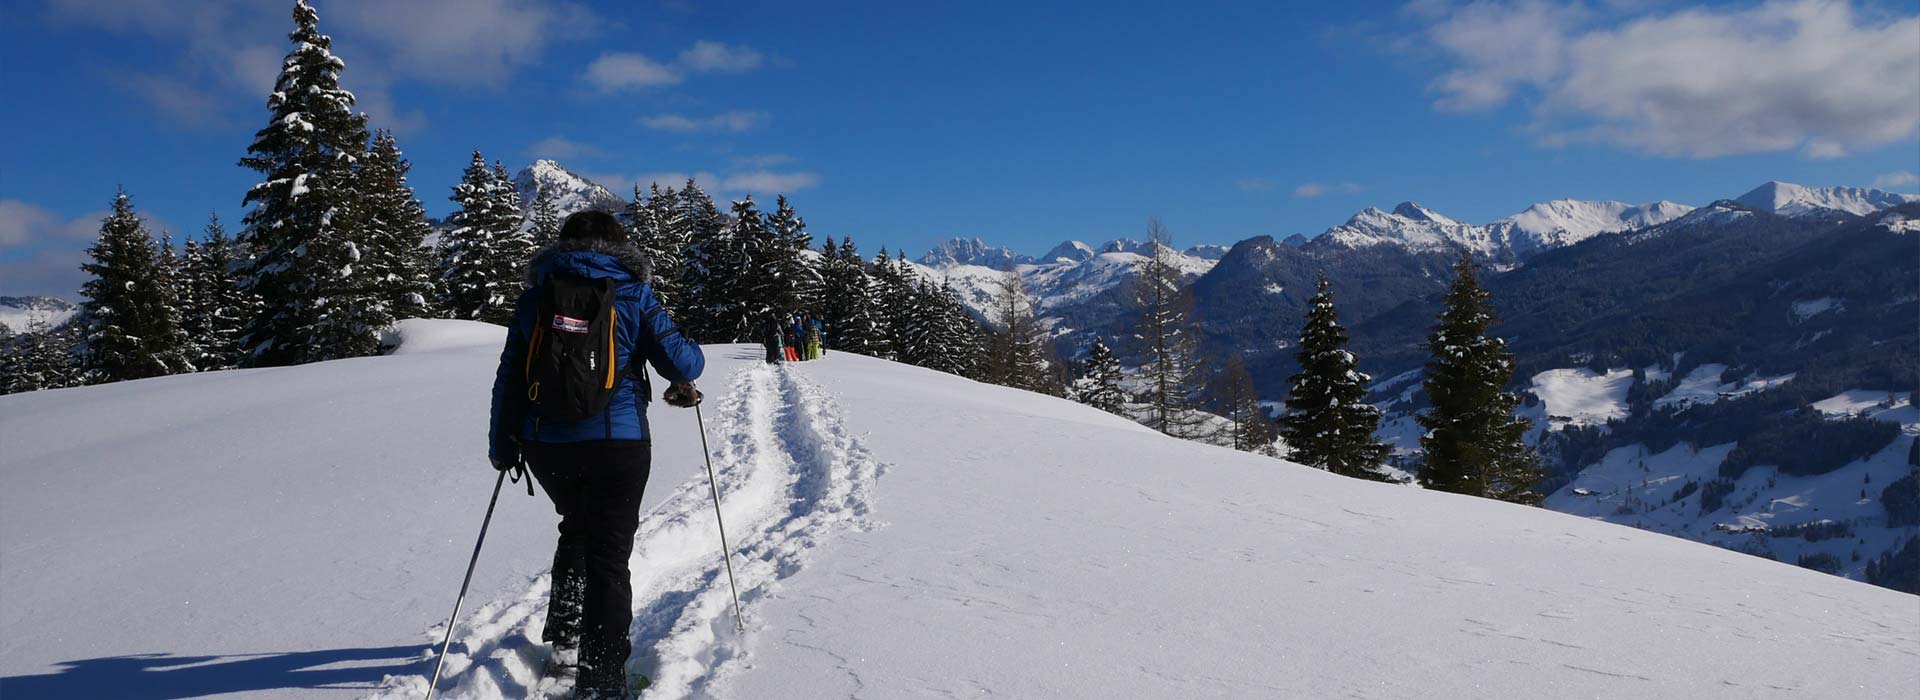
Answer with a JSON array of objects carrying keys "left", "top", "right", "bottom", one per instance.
[{"left": 559, "top": 210, "right": 624, "bottom": 242}]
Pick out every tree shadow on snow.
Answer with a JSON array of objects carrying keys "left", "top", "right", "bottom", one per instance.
[{"left": 0, "top": 644, "right": 427, "bottom": 700}]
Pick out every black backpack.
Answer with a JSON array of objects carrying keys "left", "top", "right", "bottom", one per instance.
[{"left": 524, "top": 275, "right": 628, "bottom": 422}]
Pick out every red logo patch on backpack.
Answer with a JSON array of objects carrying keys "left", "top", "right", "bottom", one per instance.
[{"left": 551, "top": 314, "right": 591, "bottom": 334}]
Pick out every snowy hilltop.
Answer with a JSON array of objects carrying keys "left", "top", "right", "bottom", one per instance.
[
  {"left": 0, "top": 320, "right": 1913, "bottom": 700},
  {"left": 512, "top": 160, "right": 626, "bottom": 217}
]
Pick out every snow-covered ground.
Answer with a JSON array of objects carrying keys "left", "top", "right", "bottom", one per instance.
[
  {"left": 1653, "top": 364, "right": 1796, "bottom": 410},
  {"left": 2, "top": 320, "right": 1916, "bottom": 700},
  {"left": 1529, "top": 368, "right": 1634, "bottom": 429},
  {"left": 1813, "top": 389, "right": 1918, "bottom": 427}
]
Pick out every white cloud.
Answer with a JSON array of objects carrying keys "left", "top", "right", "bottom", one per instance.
[
  {"left": 585, "top": 52, "right": 683, "bottom": 91},
  {"left": 0, "top": 246, "right": 91, "bottom": 298},
  {"left": 45, "top": 0, "right": 598, "bottom": 128},
  {"left": 677, "top": 41, "right": 763, "bottom": 73},
  {"left": 329, "top": 0, "right": 596, "bottom": 87},
  {"left": 1293, "top": 181, "right": 1365, "bottom": 198},
  {"left": 1414, "top": 0, "right": 1920, "bottom": 159},
  {"left": 526, "top": 136, "right": 602, "bottom": 160},
  {"left": 0, "top": 200, "right": 60, "bottom": 249},
  {"left": 1874, "top": 171, "right": 1920, "bottom": 191},
  {"left": 0, "top": 201, "right": 120, "bottom": 298},
  {"left": 640, "top": 110, "right": 769, "bottom": 132}
]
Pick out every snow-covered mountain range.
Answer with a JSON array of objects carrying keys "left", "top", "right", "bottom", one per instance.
[
  {"left": 1734, "top": 181, "right": 1919, "bottom": 218},
  {"left": 3, "top": 321, "right": 1912, "bottom": 699},
  {"left": 0, "top": 296, "right": 78, "bottom": 333}
]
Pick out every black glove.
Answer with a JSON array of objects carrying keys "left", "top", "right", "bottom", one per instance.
[
  {"left": 663, "top": 382, "right": 703, "bottom": 408},
  {"left": 491, "top": 452, "right": 535, "bottom": 495}
]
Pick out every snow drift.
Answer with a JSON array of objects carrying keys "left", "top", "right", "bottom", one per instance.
[{"left": 1, "top": 320, "right": 1915, "bottom": 700}]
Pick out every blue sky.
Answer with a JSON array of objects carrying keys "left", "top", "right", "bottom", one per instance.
[{"left": 3, "top": 0, "right": 1917, "bottom": 297}]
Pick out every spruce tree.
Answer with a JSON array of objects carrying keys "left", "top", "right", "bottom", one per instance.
[
  {"left": 1282, "top": 273, "right": 1392, "bottom": 480},
  {"left": 984, "top": 270, "right": 1055, "bottom": 394},
  {"left": 181, "top": 214, "right": 254, "bottom": 370},
  {"left": 1214, "top": 353, "right": 1280, "bottom": 455},
  {"left": 765, "top": 195, "right": 821, "bottom": 319},
  {"left": 438, "top": 151, "right": 530, "bottom": 323},
  {"left": 817, "top": 237, "right": 884, "bottom": 356},
  {"left": 899, "top": 279, "right": 981, "bottom": 376},
  {"left": 1129, "top": 219, "right": 1207, "bottom": 438},
  {"left": 676, "top": 180, "right": 732, "bottom": 339},
  {"left": 2, "top": 316, "right": 78, "bottom": 394},
  {"left": 356, "top": 130, "right": 435, "bottom": 321},
  {"left": 721, "top": 196, "right": 775, "bottom": 341},
  {"left": 154, "top": 232, "right": 201, "bottom": 367},
  {"left": 78, "top": 191, "right": 194, "bottom": 381},
  {"left": 1072, "top": 336, "right": 1127, "bottom": 415},
  {"left": 641, "top": 183, "right": 685, "bottom": 303},
  {"left": 528, "top": 181, "right": 563, "bottom": 249},
  {"left": 1417, "top": 251, "right": 1543, "bottom": 503},
  {"left": 236, "top": 0, "right": 376, "bottom": 365}
]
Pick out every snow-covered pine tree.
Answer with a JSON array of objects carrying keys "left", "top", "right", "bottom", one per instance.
[
  {"left": 716, "top": 196, "right": 775, "bottom": 341},
  {"left": 438, "top": 151, "right": 530, "bottom": 324},
  {"left": 1072, "top": 336, "right": 1127, "bottom": 415},
  {"left": 1, "top": 315, "right": 80, "bottom": 394},
  {"left": 354, "top": 130, "right": 434, "bottom": 322},
  {"left": 154, "top": 232, "right": 202, "bottom": 367},
  {"left": 816, "top": 237, "right": 874, "bottom": 356},
  {"left": 181, "top": 214, "right": 254, "bottom": 370},
  {"left": 1282, "top": 273, "right": 1392, "bottom": 480},
  {"left": 983, "top": 270, "right": 1056, "bottom": 394},
  {"left": 642, "top": 183, "right": 685, "bottom": 303},
  {"left": 897, "top": 279, "right": 980, "bottom": 376},
  {"left": 78, "top": 191, "right": 195, "bottom": 382},
  {"left": 528, "top": 180, "right": 563, "bottom": 250},
  {"left": 872, "top": 250, "right": 921, "bottom": 361},
  {"left": 236, "top": 0, "right": 378, "bottom": 366},
  {"left": 675, "top": 180, "right": 733, "bottom": 340},
  {"left": 1418, "top": 251, "right": 1543, "bottom": 503},
  {"left": 1212, "top": 353, "right": 1280, "bottom": 456},
  {"left": 764, "top": 194, "right": 821, "bottom": 319},
  {"left": 1128, "top": 218, "right": 1207, "bottom": 438}
]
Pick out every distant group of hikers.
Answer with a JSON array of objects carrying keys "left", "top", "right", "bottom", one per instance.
[{"left": 763, "top": 315, "right": 826, "bottom": 364}]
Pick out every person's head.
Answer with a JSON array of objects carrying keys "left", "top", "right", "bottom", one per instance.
[{"left": 559, "top": 210, "right": 624, "bottom": 243}]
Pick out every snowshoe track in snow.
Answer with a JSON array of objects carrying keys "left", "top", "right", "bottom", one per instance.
[{"left": 367, "top": 365, "right": 886, "bottom": 700}]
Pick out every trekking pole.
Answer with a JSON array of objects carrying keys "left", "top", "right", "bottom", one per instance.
[
  {"left": 425, "top": 468, "right": 510, "bottom": 700},
  {"left": 694, "top": 404, "right": 747, "bottom": 632}
]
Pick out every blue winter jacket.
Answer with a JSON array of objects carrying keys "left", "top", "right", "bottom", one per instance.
[{"left": 489, "top": 239, "right": 704, "bottom": 463}]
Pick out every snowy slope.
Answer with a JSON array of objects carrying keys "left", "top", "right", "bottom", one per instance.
[
  {"left": 0, "top": 295, "right": 78, "bottom": 333},
  {"left": 4, "top": 321, "right": 1916, "bottom": 700}
]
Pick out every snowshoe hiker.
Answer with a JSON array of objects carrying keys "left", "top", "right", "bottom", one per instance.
[
  {"left": 763, "top": 317, "right": 785, "bottom": 364},
  {"left": 490, "top": 210, "right": 705, "bottom": 699},
  {"left": 805, "top": 317, "right": 823, "bottom": 360}
]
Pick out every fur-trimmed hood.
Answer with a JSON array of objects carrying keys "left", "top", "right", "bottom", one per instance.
[{"left": 524, "top": 237, "right": 654, "bottom": 286}]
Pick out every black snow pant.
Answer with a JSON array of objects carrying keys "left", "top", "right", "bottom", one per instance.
[{"left": 525, "top": 439, "right": 651, "bottom": 686}]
